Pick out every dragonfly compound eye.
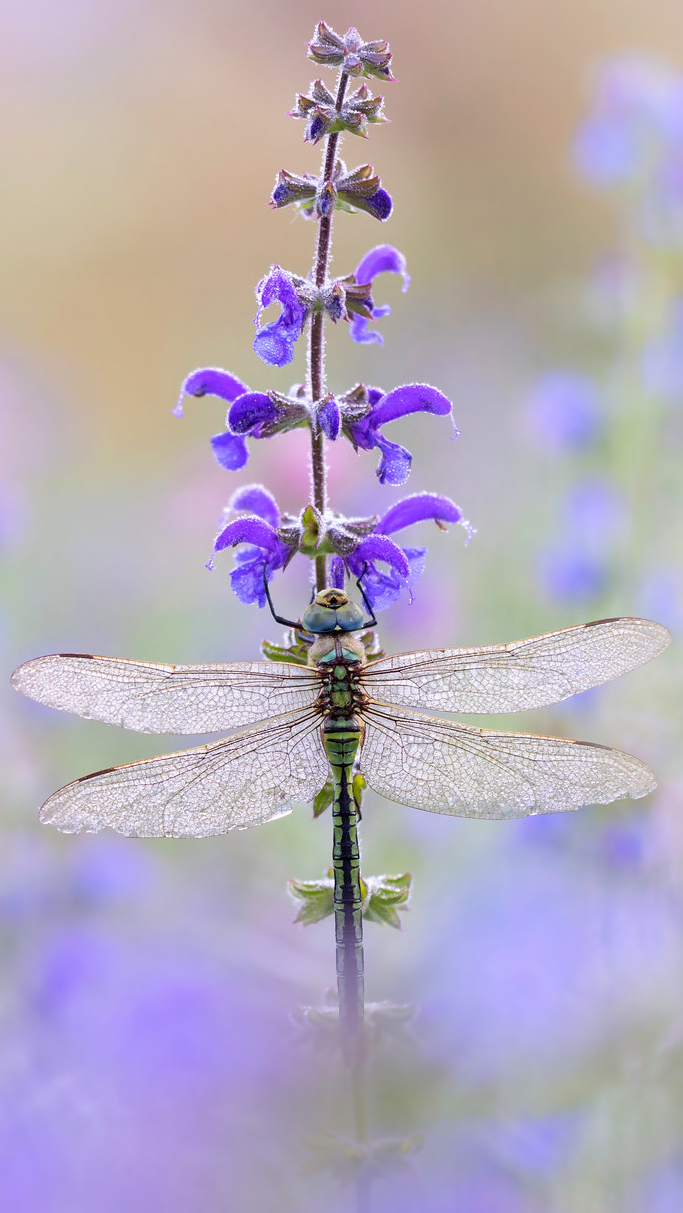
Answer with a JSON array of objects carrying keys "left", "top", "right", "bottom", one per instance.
[
  {"left": 302, "top": 603, "right": 338, "bottom": 633},
  {"left": 334, "top": 602, "right": 365, "bottom": 632}
]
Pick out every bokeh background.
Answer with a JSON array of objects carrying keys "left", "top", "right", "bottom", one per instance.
[{"left": 2, "top": 0, "right": 683, "bottom": 1209}]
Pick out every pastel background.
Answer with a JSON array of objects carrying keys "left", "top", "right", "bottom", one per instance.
[{"left": 2, "top": 0, "right": 682, "bottom": 1210}]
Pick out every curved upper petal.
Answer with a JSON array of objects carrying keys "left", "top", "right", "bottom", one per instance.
[
  {"left": 354, "top": 244, "right": 411, "bottom": 291},
  {"left": 227, "top": 484, "right": 281, "bottom": 529},
  {"left": 174, "top": 368, "right": 249, "bottom": 417},
  {"left": 377, "top": 492, "right": 464, "bottom": 535},
  {"left": 350, "top": 534, "right": 410, "bottom": 579},
  {"left": 369, "top": 383, "right": 454, "bottom": 428},
  {"left": 213, "top": 516, "right": 283, "bottom": 556}
]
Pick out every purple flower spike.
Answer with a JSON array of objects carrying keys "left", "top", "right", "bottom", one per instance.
[
  {"left": 212, "top": 515, "right": 291, "bottom": 608},
  {"left": 253, "top": 267, "right": 307, "bottom": 368},
  {"left": 348, "top": 382, "right": 455, "bottom": 485},
  {"left": 350, "top": 244, "right": 410, "bottom": 346},
  {"left": 174, "top": 367, "right": 249, "bottom": 418}
]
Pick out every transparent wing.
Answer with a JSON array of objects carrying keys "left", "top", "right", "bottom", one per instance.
[
  {"left": 12, "top": 654, "right": 320, "bottom": 733},
  {"left": 360, "top": 701, "right": 655, "bottom": 819},
  {"left": 39, "top": 708, "right": 328, "bottom": 837},
  {"left": 362, "top": 618, "right": 670, "bottom": 714}
]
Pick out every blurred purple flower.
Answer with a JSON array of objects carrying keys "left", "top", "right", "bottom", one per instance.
[
  {"left": 537, "top": 479, "right": 627, "bottom": 603},
  {"left": 347, "top": 382, "right": 456, "bottom": 485},
  {"left": 526, "top": 372, "right": 600, "bottom": 452},
  {"left": 574, "top": 56, "right": 683, "bottom": 245},
  {"left": 638, "top": 566, "right": 683, "bottom": 634},
  {"left": 253, "top": 266, "right": 307, "bottom": 367},
  {"left": 349, "top": 244, "right": 411, "bottom": 346},
  {"left": 537, "top": 548, "right": 606, "bottom": 602},
  {"left": 637, "top": 1160, "right": 683, "bottom": 1213},
  {"left": 642, "top": 296, "right": 683, "bottom": 402}
]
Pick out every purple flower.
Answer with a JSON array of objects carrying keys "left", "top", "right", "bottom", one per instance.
[
  {"left": 347, "top": 382, "right": 456, "bottom": 485},
  {"left": 211, "top": 486, "right": 466, "bottom": 613},
  {"left": 526, "top": 372, "right": 600, "bottom": 452},
  {"left": 210, "top": 486, "right": 293, "bottom": 607},
  {"left": 175, "top": 368, "right": 277, "bottom": 472},
  {"left": 253, "top": 266, "right": 307, "bottom": 368},
  {"left": 348, "top": 244, "right": 411, "bottom": 346},
  {"left": 346, "top": 491, "right": 468, "bottom": 611}
]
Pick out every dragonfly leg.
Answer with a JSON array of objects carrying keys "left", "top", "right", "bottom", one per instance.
[
  {"left": 354, "top": 563, "right": 378, "bottom": 629},
  {"left": 263, "top": 569, "right": 300, "bottom": 629}
]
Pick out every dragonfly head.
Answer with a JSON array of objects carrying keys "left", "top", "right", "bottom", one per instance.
[{"left": 302, "top": 589, "right": 365, "bottom": 634}]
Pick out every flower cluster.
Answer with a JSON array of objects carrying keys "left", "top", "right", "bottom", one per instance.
[
  {"left": 210, "top": 485, "right": 468, "bottom": 611},
  {"left": 175, "top": 22, "right": 468, "bottom": 616}
]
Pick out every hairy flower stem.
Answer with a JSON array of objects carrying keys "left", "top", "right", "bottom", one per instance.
[{"left": 308, "top": 69, "right": 349, "bottom": 592}]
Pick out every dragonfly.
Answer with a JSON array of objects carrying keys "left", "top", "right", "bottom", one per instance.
[{"left": 12, "top": 589, "right": 670, "bottom": 1061}]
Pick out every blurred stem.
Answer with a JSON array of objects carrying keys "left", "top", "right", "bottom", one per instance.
[
  {"left": 308, "top": 68, "right": 349, "bottom": 592},
  {"left": 351, "top": 1061, "right": 372, "bottom": 1212}
]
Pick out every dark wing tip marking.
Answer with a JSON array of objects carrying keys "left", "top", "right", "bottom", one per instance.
[{"left": 58, "top": 653, "right": 96, "bottom": 659}]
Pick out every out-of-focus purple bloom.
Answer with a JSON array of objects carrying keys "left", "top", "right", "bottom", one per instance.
[
  {"left": 211, "top": 489, "right": 294, "bottom": 607},
  {"left": 574, "top": 56, "right": 683, "bottom": 245},
  {"left": 642, "top": 296, "right": 683, "bottom": 402},
  {"left": 638, "top": 567, "right": 683, "bottom": 634},
  {"left": 537, "top": 549, "right": 605, "bottom": 603},
  {"left": 253, "top": 266, "right": 307, "bottom": 368},
  {"left": 537, "top": 479, "right": 627, "bottom": 603},
  {"left": 526, "top": 372, "right": 600, "bottom": 452},
  {"left": 348, "top": 244, "right": 411, "bottom": 346},
  {"left": 637, "top": 1160, "right": 683, "bottom": 1213},
  {"left": 347, "top": 383, "right": 456, "bottom": 485}
]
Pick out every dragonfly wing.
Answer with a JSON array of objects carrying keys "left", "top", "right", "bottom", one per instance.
[
  {"left": 360, "top": 702, "right": 655, "bottom": 819},
  {"left": 12, "top": 655, "right": 320, "bottom": 733},
  {"left": 362, "top": 617, "right": 670, "bottom": 713},
  {"left": 39, "top": 708, "right": 328, "bottom": 837}
]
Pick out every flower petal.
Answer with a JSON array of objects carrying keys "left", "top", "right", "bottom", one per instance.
[
  {"left": 174, "top": 368, "right": 249, "bottom": 418},
  {"left": 318, "top": 396, "right": 341, "bottom": 440},
  {"left": 254, "top": 267, "right": 307, "bottom": 369},
  {"left": 369, "top": 383, "right": 454, "bottom": 427},
  {"left": 330, "top": 556, "right": 346, "bottom": 589},
  {"left": 377, "top": 492, "right": 464, "bottom": 535},
  {"left": 349, "top": 306, "right": 390, "bottom": 346},
  {"left": 213, "top": 516, "right": 282, "bottom": 556},
  {"left": 210, "top": 432, "right": 249, "bottom": 471},
  {"left": 228, "top": 392, "right": 278, "bottom": 434},
  {"left": 354, "top": 244, "right": 411, "bottom": 291},
  {"left": 351, "top": 534, "right": 410, "bottom": 579},
  {"left": 228, "top": 484, "right": 281, "bottom": 529},
  {"left": 374, "top": 434, "right": 412, "bottom": 486}
]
